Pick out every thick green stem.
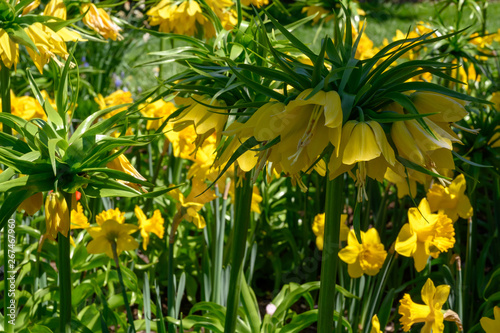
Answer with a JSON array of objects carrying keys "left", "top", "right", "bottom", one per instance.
[
  {"left": 212, "top": 180, "right": 230, "bottom": 305},
  {"left": 224, "top": 173, "right": 253, "bottom": 333},
  {"left": 112, "top": 243, "right": 136, "bottom": 333},
  {"left": 167, "top": 237, "right": 175, "bottom": 333},
  {"left": 58, "top": 192, "right": 73, "bottom": 333},
  {"left": 317, "top": 175, "right": 344, "bottom": 333}
]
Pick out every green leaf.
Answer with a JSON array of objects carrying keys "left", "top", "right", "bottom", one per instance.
[
  {"left": 0, "top": 190, "right": 35, "bottom": 231},
  {"left": 48, "top": 138, "right": 63, "bottom": 176},
  {"left": 6, "top": 23, "right": 38, "bottom": 52},
  {"left": 396, "top": 156, "right": 452, "bottom": 180}
]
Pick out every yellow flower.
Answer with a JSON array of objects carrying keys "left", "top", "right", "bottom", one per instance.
[
  {"left": 106, "top": 153, "right": 147, "bottom": 191},
  {"left": 44, "top": 191, "right": 70, "bottom": 240},
  {"left": 481, "top": 306, "right": 500, "bottom": 333},
  {"left": 399, "top": 278, "right": 450, "bottom": 332},
  {"left": 134, "top": 206, "right": 165, "bottom": 250},
  {"left": 140, "top": 98, "right": 176, "bottom": 130},
  {"left": 241, "top": 0, "right": 269, "bottom": 8},
  {"left": 312, "top": 213, "right": 348, "bottom": 251},
  {"left": 81, "top": 3, "right": 123, "bottom": 41},
  {"left": 0, "top": 29, "right": 19, "bottom": 68},
  {"left": 426, "top": 174, "right": 473, "bottom": 222},
  {"left": 24, "top": 22, "right": 69, "bottom": 73},
  {"left": 96, "top": 208, "right": 125, "bottom": 225},
  {"left": 95, "top": 90, "right": 133, "bottom": 119},
  {"left": 44, "top": 0, "right": 83, "bottom": 42},
  {"left": 71, "top": 202, "right": 89, "bottom": 229},
  {"left": 147, "top": 0, "right": 207, "bottom": 36},
  {"left": 371, "top": 314, "right": 382, "bottom": 333},
  {"left": 22, "top": 0, "right": 41, "bottom": 15},
  {"left": 329, "top": 120, "right": 395, "bottom": 201},
  {"left": 384, "top": 167, "right": 417, "bottom": 199},
  {"left": 411, "top": 91, "right": 469, "bottom": 124},
  {"left": 170, "top": 188, "right": 210, "bottom": 229},
  {"left": 87, "top": 219, "right": 138, "bottom": 258},
  {"left": 302, "top": 6, "right": 334, "bottom": 25},
  {"left": 338, "top": 228, "right": 387, "bottom": 278},
  {"left": 395, "top": 198, "right": 455, "bottom": 272},
  {"left": 17, "top": 192, "right": 43, "bottom": 216}
]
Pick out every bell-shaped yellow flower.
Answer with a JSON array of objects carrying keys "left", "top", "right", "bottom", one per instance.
[
  {"left": 0, "top": 29, "right": 19, "bottom": 69},
  {"left": 338, "top": 228, "right": 387, "bottom": 278},
  {"left": 312, "top": 213, "right": 348, "bottom": 251},
  {"left": 87, "top": 219, "right": 138, "bottom": 258},
  {"left": 329, "top": 120, "right": 395, "bottom": 201},
  {"left": 481, "top": 306, "right": 500, "bottom": 333},
  {"left": 426, "top": 174, "right": 473, "bottom": 222},
  {"left": 140, "top": 98, "right": 176, "bottom": 130},
  {"left": 134, "top": 206, "right": 165, "bottom": 250},
  {"left": 24, "top": 22, "right": 69, "bottom": 73},
  {"left": 22, "top": 0, "right": 41, "bottom": 15},
  {"left": 44, "top": 0, "right": 67, "bottom": 19},
  {"left": 370, "top": 315, "right": 382, "bottom": 333},
  {"left": 395, "top": 198, "right": 455, "bottom": 272},
  {"left": 81, "top": 3, "right": 123, "bottom": 41},
  {"left": 44, "top": 191, "right": 70, "bottom": 240},
  {"left": 411, "top": 91, "right": 469, "bottom": 124},
  {"left": 399, "top": 278, "right": 451, "bottom": 333},
  {"left": 95, "top": 89, "right": 133, "bottom": 119},
  {"left": 17, "top": 192, "right": 43, "bottom": 216},
  {"left": 96, "top": 208, "right": 126, "bottom": 225},
  {"left": 106, "top": 153, "right": 147, "bottom": 192}
]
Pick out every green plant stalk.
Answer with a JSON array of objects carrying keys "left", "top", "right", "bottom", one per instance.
[
  {"left": 168, "top": 213, "right": 182, "bottom": 333},
  {"left": 212, "top": 180, "right": 230, "bottom": 305},
  {"left": 224, "top": 173, "right": 253, "bottom": 333},
  {"left": 1, "top": 65, "right": 12, "bottom": 332},
  {"left": 112, "top": 242, "right": 137, "bottom": 333},
  {"left": 317, "top": 174, "right": 344, "bottom": 332},
  {"left": 59, "top": 192, "right": 73, "bottom": 333}
]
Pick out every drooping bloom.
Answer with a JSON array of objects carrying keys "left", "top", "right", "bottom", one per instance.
[
  {"left": 24, "top": 22, "right": 69, "bottom": 73},
  {"left": 384, "top": 167, "right": 417, "bottom": 199},
  {"left": 170, "top": 188, "right": 211, "bottom": 229},
  {"left": 95, "top": 89, "right": 133, "bottom": 119},
  {"left": 338, "top": 228, "right": 387, "bottom": 278},
  {"left": 0, "top": 29, "right": 19, "bottom": 68},
  {"left": 44, "top": 191, "right": 70, "bottom": 240},
  {"left": 44, "top": 0, "right": 83, "bottom": 42},
  {"left": 481, "top": 306, "right": 500, "bottom": 333},
  {"left": 96, "top": 208, "right": 126, "bottom": 225},
  {"left": 134, "top": 206, "right": 165, "bottom": 250},
  {"left": 426, "top": 174, "right": 473, "bottom": 222},
  {"left": 17, "top": 192, "right": 43, "bottom": 216},
  {"left": 370, "top": 315, "right": 382, "bottom": 333},
  {"left": 329, "top": 120, "right": 396, "bottom": 201},
  {"left": 312, "top": 213, "right": 349, "bottom": 251},
  {"left": 399, "top": 278, "right": 451, "bottom": 332},
  {"left": 106, "top": 153, "right": 147, "bottom": 191},
  {"left": 22, "top": 0, "right": 41, "bottom": 15},
  {"left": 140, "top": 98, "right": 176, "bottom": 130},
  {"left": 395, "top": 198, "right": 455, "bottom": 272},
  {"left": 87, "top": 219, "right": 138, "bottom": 258},
  {"left": 81, "top": 3, "right": 123, "bottom": 41}
]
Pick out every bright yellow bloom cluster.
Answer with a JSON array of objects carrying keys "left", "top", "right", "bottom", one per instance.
[
  {"left": 81, "top": 3, "right": 123, "bottom": 41},
  {"left": 140, "top": 98, "right": 177, "bottom": 131},
  {"left": 44, "top": 191, "right": 70, "bottom": 241},
  {"left": 170, "top": 188, "right": 210, "bottom": 229},
  {"left": 481, "top": 307, "right": 500, "bottom": 333},
  {"left": 311, "top": 213, "right": 349, "bottom": 251},
  {"left": 426, "top": 174, "right": 473, "bottom": 222},
  {"left": 339, "top": 228, "right": 387, "bottom": 278},
  {"left": 87, "top": 219, "right": 138, "bottom": 258},
  {"left": 135, "top": 206, "right": 165, "bottom": 250},
  {"left": 399, "top": 278, "right": 450, "bottom": 332},
  {"left": 0, "top": 90, "right": 49, "bottom": 122},
  {"left": 96, "top": 90, "right": 133, "bottom": 119},
  {"left": 395, "top": 198, "right": 455, "bottom": 272},
  {"left": 147, "top": 0, "right": 236, "bottom": 38}
]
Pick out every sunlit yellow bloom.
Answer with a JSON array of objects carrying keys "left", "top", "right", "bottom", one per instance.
[
  {"left": 71, "top": 202, "right": 89, "bottom": 229},
  {"left": 96, "top": 208, "right": 125, "bottom": 226},
  {"left": 352, "top": 22, "right": 380, "bottom": 60},
  {"left": 148, "top": 0, "right": 206, "bottom": 36},
  {"left": 411, "top": 91, "right": 469, "bottom": 124},
  {"left": 44, "top": 0, "right": 83, "bottom": 42},
  {"left": 95, "top": 90, "right": 133, "bottom": 119},
  {"left": 339, "top": 228, "right": 387, "bottom": 278},
  {"left": 395, "top": 198, "right": 455, "bottom": 272},
  {"left": 426, "top": 174, "right": 472, "bottom": 222},
  {"left": 384, "top": 167, "right": 417, "bottom": 198},
  {"left": 106, "top": 153, "right": 147, "bottom": 192},
  {"left": 87, "top": 219, "right": 138, "bottom": 258},
  {"left": 24, "top": 22, "right": 69, "bottom": 73},
  {"left": 170, "top": 188, "right": 210, "bottom": 229},
  {"left": 241, "top": 0, "right": 269, "bottom": 8},
  {"left": 370, "top": 314, "right": 382, "bottom": 333},
  {"left": 22, "top": 0, "right": 40, "bottom": 15},
  {"left": 140, "top": 98, "right": 176, "bottom": 130},
  {"left": 399, "top": 278, "right": 450, "bottom": 332},
  {"left": 81, "top": 3, "right": 123, "bottom": 41},
  {"left": 17, "top": 192, "right": 43, "bottom": 216},
  {"left": 134, "top": 206, "right": 165, "bottom": 250},
  {"left": 329, "top": 120, "right": 395, "bottom": 201},
  {"left": 302, "top": 6, "right": 334, "bottom": 25},
  {"left": 44, "top": 191, "right": 70, "bottom": 240},
  {"left": 312, "top": 213, "right": 348, "bottom": 251},
  {"left": 481, "top": 306, "right": 500, "bottom": 333},
  {"left": 0, "top": 29, "right": 19, "bottom": 68}
]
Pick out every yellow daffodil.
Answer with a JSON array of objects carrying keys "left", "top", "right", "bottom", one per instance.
[
  {"left": 170, "top": 188, "right": 211, "bottom": 229},
  {"left": 87, "top": 219, "right": 138, "bottom": 258},
  {"left": 81, "top": 3, "right": 123, "bottom": 41},
  {"left": 395, "top": 198, "right": 455, "bottom": 272},
  {"left": 241, "top": 0, "right": 269, "bottom": 8},
  {"left": 17, "top": 192, "right": 43, "bottom": 216},
  {"left": 140, "top": 98, "right": 176, "bottom": 130},
  {"left": 71, "top": 202, "right": 89, "bottom": 229},
  {"left": 44, "top": 191, "right": 70, "bottom": 240},
  {"left": 481, "top": 306, "right": 500, "bottom": 333},
  {"left": 134, "top": 206, "right": 165, "bottom": 250},
  {"left": 371, "top": 314, "right": 382, "bottom": 333},
  {"left": 24, "top": 22, "right": 69, "bottom": 73},
  {"left": 338, "top": 228, "right": 387, "bottom": 278},
  {"left": 329, "top": 120, "right": 395, "bottom": 201},
  {"left": 312, "top": 213, "right": 349, "bottom": 251},
  {"left": 96, "top": 208, "right": 125, "bottom": 225},
  {"left": 95, "top": 89, "right": 133, "bottom": 119},
  {"left": 0, "top": 29, "right": 19, "bottom": 68},
  {"left": 399, "top": 278, "right": 451, "bottom": 333},
  {"left": 426, "top": 174, "right": 473, "bottom": 222}
]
